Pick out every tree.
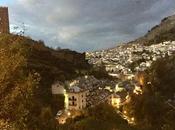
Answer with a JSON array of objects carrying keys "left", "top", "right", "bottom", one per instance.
[
  {"left": 59, "top": 103, "right": 136, "bottom": 130},
  {"left": 0, "top": 35, "right": 40, "bottom": 129},
  {"left": 124, "top": 54, "right": 175, "bottom": 130}
]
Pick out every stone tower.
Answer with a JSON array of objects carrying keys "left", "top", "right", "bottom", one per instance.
[{"left": 0, "top": 7, "right": 10, "bottom": 34}]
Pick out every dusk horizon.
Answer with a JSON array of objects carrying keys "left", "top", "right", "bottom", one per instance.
[
  {"left": 0, "top": 0, "right": 175, "bottom": 52},
  {"left": 1, "top": 1, "right": 175, "bottom": 130}
]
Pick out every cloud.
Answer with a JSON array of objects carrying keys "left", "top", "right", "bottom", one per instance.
[{"left": 1, "top": 0, "right": 175, "bottom": 51}]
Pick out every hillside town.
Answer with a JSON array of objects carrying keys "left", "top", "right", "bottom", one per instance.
[
  {"left": 86, "top": 41, "right": 175, "bottom": 77},
  {"left": 1, "top": 2, "right": 175, "bottom": 130},
  {"left": 53, "top": 76, "right": 120, "bottom": 124},
  {"left": 54, "top": 41, "right": 175, "bottom": 124}
]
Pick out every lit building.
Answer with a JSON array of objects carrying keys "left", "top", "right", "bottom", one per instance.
[
  {"left": 133, "top": 85, "right": 143, "bottom": 95},
  {"left": 56, "top": 76, "right": 116, "bottom": 124},
  {"left": 56, "top": 110, "right": 71, "bottom": 124},
  {"left": 56, "top": 113, "right": 67, "bottom": 124},
  {"left": 111, "top": 94, "right": 121, "bottom": 108},
  {"left": 67, "top": 86, "right": 89, "bottom": 110}
]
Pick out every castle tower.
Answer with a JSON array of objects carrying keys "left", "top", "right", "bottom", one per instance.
[{"left": 0, "top": 7, "right": 10, "bottom": 34}]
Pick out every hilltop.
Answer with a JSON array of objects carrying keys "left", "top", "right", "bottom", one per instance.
[
  {"left": 129, "top": 14, "right": 175, "bottom": 45},
  {"left": 87, "top": 14, "right": 175, "bottom": 75}
]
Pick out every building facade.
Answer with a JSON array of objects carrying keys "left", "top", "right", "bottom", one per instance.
[
  {"left": 67, "top": 87, "right": 88, "bottom": 110},
  {"left": 0, "top": 7, "right": 10, "bottom": 34}
]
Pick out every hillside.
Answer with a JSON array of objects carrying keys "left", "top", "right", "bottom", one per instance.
[
  {"left": 0, "top": 34, "right": 91, "bottom": 129},
  {"left": 86, "top": 14, "right": 175, "bottom": 130},
  {"left": 129, "top": 14, "right": 175, "bottom": 45},
  {"left": 124, "top": 54, "right": 175, "bottom": 130}
]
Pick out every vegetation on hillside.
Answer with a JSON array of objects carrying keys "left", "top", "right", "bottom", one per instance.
[
  {"left": 0, "top": 34, "right": 41, "bottom": 129},
  {"left": 59, "top": 103, "right": 136, "bottom": 130},
  {"left": 148, "top": 26, "right": 175, "bottom": 45},
  {"left": 0, "top": 34, "right": 91, "bottom": 129},
  {"left": 124, "top": 54, "right": 175, "bottom": 130},
  {"left": 129, "top": 15, "right": 175, "bottom": 45},
  {"left": 0, "top": 34, "right": 113, "bottom": 130}
]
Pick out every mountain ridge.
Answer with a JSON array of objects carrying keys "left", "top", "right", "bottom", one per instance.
[{"left": 128, "top": 14, "right": 175, "bottom": 45}]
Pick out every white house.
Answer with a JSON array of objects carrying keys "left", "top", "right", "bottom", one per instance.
[
  {"left": 51, "top": 82, "right": 64, "bottom": 95},
  {"left": 67, "top": 86, "right": 89, "bottom": 110}
]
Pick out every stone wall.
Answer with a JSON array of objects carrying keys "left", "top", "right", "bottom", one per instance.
[{"left": 53, "top": 49, "right": 87, "bottom": 65}]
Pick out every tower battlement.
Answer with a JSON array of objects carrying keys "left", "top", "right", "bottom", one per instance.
[
  {"left": 0, "top": 7, "right": 10, "bottom": 34},
  {"left": 0, "top": 6, "right": 8, "bottom": 8}
]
